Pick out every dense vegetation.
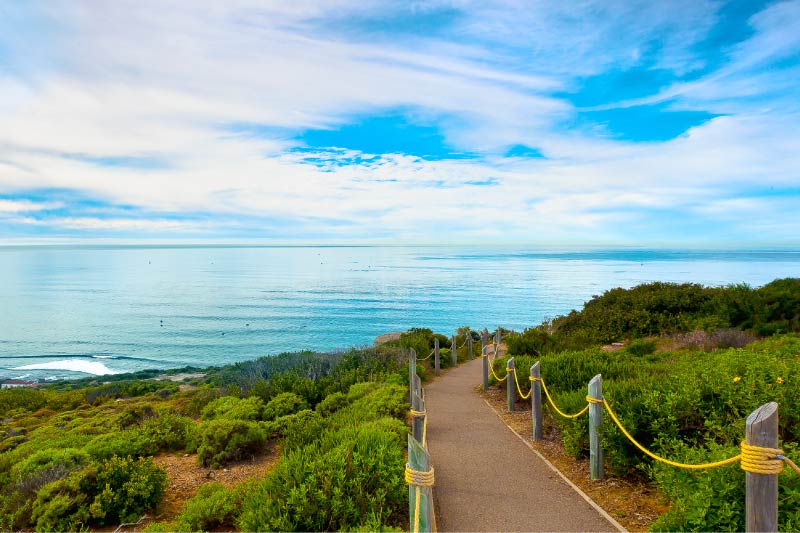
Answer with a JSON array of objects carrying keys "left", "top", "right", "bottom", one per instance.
[
  {"left": 496, "top": 278, "right": 800, "bottom": 531},
  {"left": 505, "top": 278, "right": 800, "bottom": 354},
  {"left": 2, "top": 278, "right": 798, "bottom": 532},
  {"left": 0, "top": 347, "right": 411, "bottom": 532}
]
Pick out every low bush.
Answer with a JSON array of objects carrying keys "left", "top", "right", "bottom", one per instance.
[
  {"left": 626, "top": 339, "right": 656, "bottom": 356},
  {"left": 274, "top": 410, "right": 323, "bottom": 450},
  {"left": 30, "top": 456, "right": 166, "bottom": 531},
  {"left": 201, "top": 395, "right": 264, "bottom": 421},
  {"left": 173, "top": 481, "right": 254, "bottom": 531},
  {"left": 237, "top": 425, "right": 406, "bottom": 532},
  {"left": 196, "top": 419, "right": 268, "bottom": 468},
  {"left": 315, "top": 391, "right": 350, "bottom": 416},
  {"left": 262, "top": 392, "right": 307, "bottom": 421}
]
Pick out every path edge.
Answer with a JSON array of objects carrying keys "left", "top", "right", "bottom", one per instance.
[{"left": 482, "top": 398, "right": 628, "bottom": 533}]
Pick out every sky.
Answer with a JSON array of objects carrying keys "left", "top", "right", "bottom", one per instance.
[{"left": 0, "top": 0, "right": 799, "bottom": 245}]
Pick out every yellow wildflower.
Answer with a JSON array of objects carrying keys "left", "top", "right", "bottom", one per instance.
[
  {"left": 733, "top": 376, "right": 741, "bottom": 383},
  {"left": 776, "top": 376, "right": 784, "bottom": 384}
]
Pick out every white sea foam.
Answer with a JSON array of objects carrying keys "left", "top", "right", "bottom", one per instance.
[{"left": 13, "top": 360, "right": 121, "bottom": 376}]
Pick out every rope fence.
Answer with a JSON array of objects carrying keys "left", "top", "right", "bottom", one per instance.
[
  {"left": 405, "top": 327, "right": 799, "bottom": 532},
  {"left": 483, "top": 350, "right": 799, "bottom": 532},
  {"left": 407, "top": 350, "right": 436, "bottom": 533}
]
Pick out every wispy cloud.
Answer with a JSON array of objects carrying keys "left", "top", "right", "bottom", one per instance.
[{"left": 0, "top": 1, "right": 798, "bottom": 244}]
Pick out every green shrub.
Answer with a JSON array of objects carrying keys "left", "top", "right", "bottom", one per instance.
[
  {"left": 173, "top": 481, "right": 254, "bottom": 531},
  {"left": 84, "top": 427, "right": 161, "bottom": 460},
  {"left": 12, "top": 448, "right": 90, "bottom": 496},
  {"left": 274, "top": 409, "right": 324, "bottom": 450},
  {"left": 626, "top": 339, "right": 656, "bottom": 356},
  {"left": 315, "top": 392, "right": 350, "bottom": 417},
  {"left": 200, "top": 395, "right": 264, "bottom": 421},
  {"left": 506, "top": 328, "right": 561, "bottom": 356},
  {"left": 140, "top": 412, "right": 197, "bottom": 452},
  {"left": 262, "top": 392, "right": 307, "bottom": 421},
  {"left": 237, "top": 424, "right": 406, "bottom": 532},
  {"left": 196, "top": 419, "right": 267, "bottom": 468},
  {"left": 30, "top": 456, "right": 166, "bottom": 531}
]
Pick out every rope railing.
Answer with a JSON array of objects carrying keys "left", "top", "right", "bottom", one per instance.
[
  {"left": 417, "top": 349, "right": 435, "bottom": 361},
  {"left": 482, "top": 354, "right": 799, "bottom": 532},
  {"left": 407, "top": 360, "right": 435, "bottom": 532}
]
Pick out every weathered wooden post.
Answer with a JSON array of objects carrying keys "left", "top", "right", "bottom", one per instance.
[
  {"left": 531, "top": 361, "right": 542, "bottom": 440},
  {"left": 481, "top": 346, "right": 489, "bottom": 391},
  {"left": 588, "top": 374, "right": 604, "bottom": 480},
  {"left": 451, "top": 335, "right": 457, "bottom": 366},
  {"left": 482, "top": 328, "right": 488, "bottom": 349},
  {"left": 506, "top": 357, "right": 516, "bottom": 412},
  {"left": 467, "top": 334, "right": 473, "bottom": 359},
  {"left": 746, "top": 402, "right": 779, "bottom": 533},
  {"left": 409, "top": 348, "right": 416, "bottom": 404},
  {"left": 407, "top": 435, "right": 433, "bottom": 533},
  {"left": 495, "top": 328, "right": 500, "bottom": 345},
  {"left": 411, "top": 391, "right": 425, "bottom": 443},
  {"left": 434, "top": 338, "right": 440, "bottom": 376}
]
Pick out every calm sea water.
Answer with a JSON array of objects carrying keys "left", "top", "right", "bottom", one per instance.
[{"left": 0, "top": 245, "right": 798, "bottom": 380}]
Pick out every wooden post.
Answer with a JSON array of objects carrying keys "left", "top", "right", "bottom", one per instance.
[
  {"left": 481, "top": 346, "right": 488, "bottom": 391},
  {"left": 467, "top": 335, "right": 473, "bottom": 359},
  {"left": 481, "top": 328, "right": 488, "bottom": 349},
  {"left": 409, "top": 349, "right": 416, "bottom": 404},
  {"left": 506, "top": 357, "right": 515, "bottom": 412},
  {"left": 531, "top": 361, "right": 542, "bottom": 440},
  {"left": 588, "top": 374, "right": 603, "bottom": 480},
  {"left": 434, "top": 338, "right": 440, "bottom": 376},
  {"left": 495, "top": 329, "right": 500, "bottom": 345},
  {"left": 408, "top": 435, "right": 433, "bottom": 533},
  {"left": 746, "top": 402, "right": 779, "bottom": 533},
  {"left": 411, "top": 392, "right": 425, "bottom": 443},
  {"left": 451, "top": 335, "right": 457, "bottom": 366}
]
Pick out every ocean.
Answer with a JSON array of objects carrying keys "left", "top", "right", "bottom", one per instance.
[{"left": 0, "top": 245, "right": 798, "bottom": 381}]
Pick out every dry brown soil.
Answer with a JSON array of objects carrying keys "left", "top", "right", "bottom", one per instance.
[{"left": 108, "top": 446, "right": 279, "bottom": 532}]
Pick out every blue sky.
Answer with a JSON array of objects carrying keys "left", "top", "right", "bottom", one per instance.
[{"left": 0, "top": 1, "right": 798, "bottom": 245}]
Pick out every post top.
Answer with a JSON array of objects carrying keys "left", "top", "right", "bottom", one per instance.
[{"left": 589, "top": 374, "right": 602, "bottom": 385}]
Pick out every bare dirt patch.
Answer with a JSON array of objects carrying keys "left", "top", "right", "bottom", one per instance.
[
  {"left": 150, "top": 445, "right": 279, "bottom": 522},
  {"left": 482, "top": 387, "right": 668, "bottom": 532}
]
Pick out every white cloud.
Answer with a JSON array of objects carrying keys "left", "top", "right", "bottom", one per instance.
[
  {"left": 0, "top": 1, "right": 797, "bottom": 243},
  {"left": 0, "top": 199, "right": 63, "bottom": 213}
]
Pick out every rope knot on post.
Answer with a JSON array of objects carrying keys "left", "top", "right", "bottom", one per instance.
[
  {"left": 405, "top": 464, "right": 435, "bottom": 487},
  {"left": 586, "top": 395, "right": 604, "bottom": 405},
  {"left": 740, "top": 441, "right": 792, "bottom": 475},
  {"left": 409, "top": 409, "right": 426, "bottom": 418}
]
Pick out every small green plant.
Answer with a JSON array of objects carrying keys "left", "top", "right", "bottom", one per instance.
[
  {"left": 196, "top": 419, "right": 268, "bottom": 468},
  {"left": 262, "top": 392, "right": 308, "bottom": 421},
  {"left": 626, "top": 339, "right": 656, "bottom": 356}
]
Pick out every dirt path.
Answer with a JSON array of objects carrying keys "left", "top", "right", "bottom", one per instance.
[{"left": 424, "top": 356, "right": 620, "bottom": 532}]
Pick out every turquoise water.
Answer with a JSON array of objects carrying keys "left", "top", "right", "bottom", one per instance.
[{"left": 0, "top": 245, "right": 798, "bottom": 380}]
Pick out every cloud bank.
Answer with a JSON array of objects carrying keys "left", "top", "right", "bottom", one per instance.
[{"left": 0, "top": 0, "right": 798, "bottom": 244}]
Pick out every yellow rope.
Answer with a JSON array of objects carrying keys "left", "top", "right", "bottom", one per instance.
[
  {"left": 406, "top": 463, "right": 434, "bottom": 533},
  {"left": 417, "top": 350, "right": 435, "bottom": 361},
  {"left": 740, "top": 442, "right": 783, "bottom": 474},
  {"left": 600, "top": 398, "right": 741, "bottom": 470},
  {"left": 779, "top": 454, "right": 800, "bottom": 476},
  {"left": 405, "top": 464, "right": 435, "bottom": 486},
  {"left": 422, "top": 410, "right": 428, "bottom": 448},
  {"left": 529, "top": 377, "right": 589, "bottom": 419},
  {"left": 525, "top": 377, "right": 800, "bottom": 476},
  {"left": 410, "top": 409, "right": 426, "bottom": 417},
  {"left": 509, "top": 368, "right": 531, "bottom": 399},
  {"left": 487, "top": 356, "right": 507, "bottom": 382}
]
